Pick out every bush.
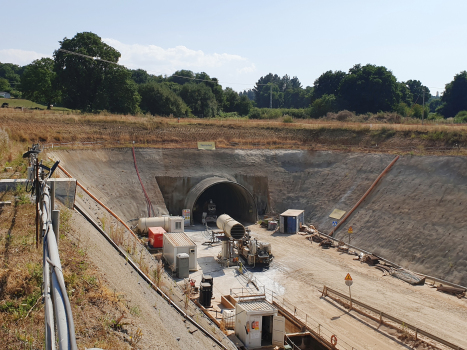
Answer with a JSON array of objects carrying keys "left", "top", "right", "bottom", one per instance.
[
  {"left": 282, "top": 115, "right": 293, "bottom": 123},
  {"left": 309, "top": 94, "right": 337, "bottom": 118},
  {"left": 454, "top": 110, "right": 467, "bottom": 123},
  {"left": 248, "top": 108, "right": 282, "bottom": 119},
  {"left": 281, "top": 108, "right": 308, "bottom": 119},
  {"left": 336, "top": 110, "right": 355, "bottom": 121}
]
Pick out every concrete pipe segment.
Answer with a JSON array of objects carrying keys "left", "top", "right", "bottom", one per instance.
[{"left": 216, "top": 214, "right": 246, "bottom": 240}]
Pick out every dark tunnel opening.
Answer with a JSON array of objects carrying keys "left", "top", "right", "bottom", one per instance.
[{"left": 192, "top": 182, "right": 256, "bottom": 225}]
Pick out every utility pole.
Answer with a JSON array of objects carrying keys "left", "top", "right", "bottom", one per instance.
[
  {"left": 270, "top": 84, "right": 272, "bottom": 109},
  {"left": 422, "top": 90, "right": 425, "bottom": 125}
]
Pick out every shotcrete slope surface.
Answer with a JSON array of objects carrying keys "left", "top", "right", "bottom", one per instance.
[{"left": 50, "top": 148, "right": 467, "bottom": 286}]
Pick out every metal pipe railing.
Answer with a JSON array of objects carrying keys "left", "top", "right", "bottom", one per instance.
[{"left": 24, "top": 144, "right": 78, "bottom": 350}]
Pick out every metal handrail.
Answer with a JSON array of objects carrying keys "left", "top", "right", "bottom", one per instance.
[
  {"left": 25, "top": 144, "right": 77, "bottom": 350},
  {"left": 322, "top": 286, "right": 464, "bottom": 350},
  {"left": 40, "top": 182, "right": 77, "bottom": 350}
]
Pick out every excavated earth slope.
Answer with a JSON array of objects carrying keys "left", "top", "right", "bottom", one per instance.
[{"left": 50, "top": 148, "right": 467, "bottom": 286}]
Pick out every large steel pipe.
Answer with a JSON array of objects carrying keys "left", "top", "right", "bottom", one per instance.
[{"left": 216, "top": 214, "right": 245, "bottom": 240}]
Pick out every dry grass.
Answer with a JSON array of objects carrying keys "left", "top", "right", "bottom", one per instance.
[
  {"left": 0, "top": 190, "right": 142, "bottom": 349},
  {"left": 2, "top": 108, "right": 467, "bottom": 160}
]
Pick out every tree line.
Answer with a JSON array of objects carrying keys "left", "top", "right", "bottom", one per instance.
[{"left": 1, "top": 31, "right": 467, "bottom": 121}]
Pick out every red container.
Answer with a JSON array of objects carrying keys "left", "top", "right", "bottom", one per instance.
[{"left": 148, "top": 227, "right": 166, "bottom": 248}]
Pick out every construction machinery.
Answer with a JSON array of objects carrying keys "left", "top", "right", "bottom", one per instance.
[
  {"left": 237, "top": 229, "right": 273, "bottom": 266},
  {"left": 202, "top": 199, "right": 217, "bottom": 225},
  {"left": 216, "top": 214, "right": 273, "bottom": 266}
]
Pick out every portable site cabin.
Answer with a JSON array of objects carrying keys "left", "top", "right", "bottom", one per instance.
[
  {"left": 279, "top": 209, "right": 305, "bottom": 234},
  {"left": 235, "top": 300, "right": 285, "bottom": 348},
  {"left": 163, "top": 232, "right": 197, "bottom": 271}
]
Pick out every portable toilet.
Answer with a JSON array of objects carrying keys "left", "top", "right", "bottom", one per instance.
[
  {"left": 176, "top": 253, "right": 190, "bottom": 278},
  {"left": 148, "top": 227, "right": 165, "bottom": 248},
  {"left": 234, "top": 300, "right": 285, "bottom": 348},
  {"left": 279, "top": 209, "right": 304, "bottom": 234}
]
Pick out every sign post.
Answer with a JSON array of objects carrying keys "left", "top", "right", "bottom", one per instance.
[
  {"left": 347, "top": 226, "right": 353, "bottom": 245},
  {"left": 345, "top": 273, "right": 353, "bottom": 309}
]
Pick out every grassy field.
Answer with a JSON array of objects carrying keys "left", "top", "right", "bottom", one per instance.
[
  {"left": 0, "top": 98, "right": 71, "bottom": 111},
  {"left": 1, "top": 108, "right": 467, "bottom": 172}
]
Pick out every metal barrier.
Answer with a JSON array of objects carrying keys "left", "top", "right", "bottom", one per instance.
[
  {"left": 322, "top": 286, "right": 464, "bottom": 350},
  {"left": 266, "top": 290, "right": 357, "bottom": 350},
  {"left": 24, "top": 144, "right": 78, "bottom": 350}
]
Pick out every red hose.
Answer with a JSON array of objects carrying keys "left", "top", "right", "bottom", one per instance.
[{"left": 132, "top": 146, "right": 155, "bottom": 217}]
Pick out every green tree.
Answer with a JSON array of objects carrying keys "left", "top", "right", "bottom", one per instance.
[
  {"left": 0, "top": 77, "right": 9, "bottom": 91},
  {"left": 405, "top": 80, "right": 431, "bottom": 105},
  {"left": 438, "top": 71, "right": 467, "bottom": 118},
  {"left": 312, "top": 70, "right": 346, "bottom": 101},
  {"left": 428, "top": 97, "right": 442, "bottom": 113},
  {"left": 309, "top": 94, "right": 337, "bottom": 118},
  {"left": 21, "top": 58, "right": 60, "bottom": 109},
  {"left": 138, "top": 83, "right": 189, "bottom": 117},
  {"left": 222, "top": 88, "right": 252, "bottom": 115},
  {"left": 253, "top": 73, "right": 284, "bottom": 108},
  {"left": 237, "top": 95, "right": 252, "bottom": 115},
  {"left": 195, "top": 72, "right": 224, "bottom": 107},
  {"left": 179, "top": 83, "right": 218, "bottom": 117},
  {"left": 223, "top": 87, "right": 240, "bottom": 112},
  {"left": 54, "top": 32, "right": 140, "bottom": 114},
  {"left": 338, "top": 64, "right": 400, "bottom": 114},
  {"left": 168, "top": 70, "right": 195, "bottom": 85}
]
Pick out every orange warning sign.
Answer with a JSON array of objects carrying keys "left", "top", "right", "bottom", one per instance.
[
  {"left": 345, "top": 273, "right": 352, "bottom": 281},
  {"left": 348, "top": 226, "right": 353, "bottom": 234}
]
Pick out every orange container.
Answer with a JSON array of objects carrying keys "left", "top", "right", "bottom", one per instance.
[{"left": 148, "top": 227, "right": 166, "bottom": 248}]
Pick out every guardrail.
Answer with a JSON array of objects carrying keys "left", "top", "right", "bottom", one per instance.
[
  {"left": 313, "top": 230, "right": 467, "bottom": 291},
  {"left": 322, "top": 285, "right": 464, "bottom": 350},
  {"left": 24, "top": 144, "right": 78, "bottom": 350}
]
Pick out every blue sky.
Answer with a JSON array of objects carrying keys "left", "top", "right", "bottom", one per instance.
[{"left": 1, "top": 0, "right": 466, "bottom": 94}]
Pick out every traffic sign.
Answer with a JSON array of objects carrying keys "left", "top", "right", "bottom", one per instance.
[
  {"left": 348, "top": 226, "right": 353, "bottom": 234},
  {"left": 345, "top": 273, "right": 352, "bottom": 281},
  {"left": 332, "top": 221, "right": 338, "bottom": 227},
  {"left": 345, "top": 280, "right": 353, "bottom": 287}
]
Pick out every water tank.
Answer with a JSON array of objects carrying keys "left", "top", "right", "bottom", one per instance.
[
  {"left": 137, "top": 216, "right": 184, "bottom": 233},
  {"left": 137, "top": 217, "right": 169, "bottom": 233},
  {"left": 216, "top": 214, "right": 246, "bottom": 240}
]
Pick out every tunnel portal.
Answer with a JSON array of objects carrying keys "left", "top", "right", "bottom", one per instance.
[{"left": 185, "top": 177, "right": 257, "bottom": 225}]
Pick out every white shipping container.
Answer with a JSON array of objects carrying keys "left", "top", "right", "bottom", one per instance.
[{"left": 163, "top": 232, "right": 197, "bottom": 271}]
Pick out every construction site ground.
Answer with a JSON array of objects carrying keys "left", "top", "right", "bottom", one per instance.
[
  {"left": 45, "top": 148, "right": 467, "bottom": 350},
  {"left": 247, "top": 225, "right": 467, "bottom": 350},
  {"left": 181, "top": 224, "right": 467, "bottom": 350}
]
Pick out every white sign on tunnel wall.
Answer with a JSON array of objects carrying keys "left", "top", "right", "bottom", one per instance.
[{"left": 197, "top": 142, "right": 216, "bottom": 150}]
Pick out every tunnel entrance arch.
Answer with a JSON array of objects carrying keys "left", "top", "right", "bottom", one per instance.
[{"left": 185, "top": 177, "right": 257, "bottom": 225}]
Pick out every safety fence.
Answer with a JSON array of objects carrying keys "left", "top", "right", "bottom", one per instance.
[
  {"left": 267, "top": 290, "right": 357, "bottom": 350},
  {"left": 322, "top": 286, "right": 464, "bottom": 350},
  {"left": 24, "top": 144, "right": 78, "bottom": 350},
  {"left": 229, "top": 284, "right": 358, "bottom": 349}
]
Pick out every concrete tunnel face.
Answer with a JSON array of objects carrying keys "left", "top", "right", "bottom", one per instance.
[{"left": 189, "top": 180, "right": 257, "bottom": 225}]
